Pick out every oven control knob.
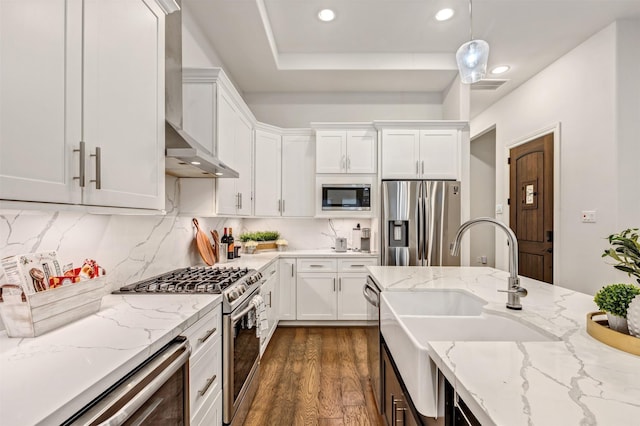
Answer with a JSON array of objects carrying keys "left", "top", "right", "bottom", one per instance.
[
  {"left": 228, "top": 289, "right": 239, "bottom": 302},
  {"left": 237, "top": 283, "right": 247, "bottom": 294}
]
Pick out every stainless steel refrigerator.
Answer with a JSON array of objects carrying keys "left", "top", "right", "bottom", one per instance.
[{"left": 381, "top": 180, "right": 461, "bottom": 266}]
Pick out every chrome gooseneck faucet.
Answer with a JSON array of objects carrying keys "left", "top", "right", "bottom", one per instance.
[{"left": 450, "top": 217, "right": 528, "bottom": 310}]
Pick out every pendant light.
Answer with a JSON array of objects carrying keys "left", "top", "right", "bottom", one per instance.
[{"left": 456, "top": 0, "right": 489, "bottom": 84}]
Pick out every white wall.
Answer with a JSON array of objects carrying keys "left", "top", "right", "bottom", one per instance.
[
  {"left": 442, "top": 75, "right": 470, "bottom": 121},
  {"left": 470, "top": 129, "right": 496, "bottom": 267},
  {"left": 244, "top": 92, "right": 443, "bottom": 129},
  {"left": 471, "top": 21, "right": 638, "bottom": 295}
]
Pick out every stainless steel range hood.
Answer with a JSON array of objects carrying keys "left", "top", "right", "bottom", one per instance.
[{"left": 164, "top": 2, "right": 238, "bottom": 179}]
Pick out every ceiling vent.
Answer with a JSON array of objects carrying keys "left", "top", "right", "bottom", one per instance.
[{"left": 471, "top": 79, "right": 508, "bottom": 91}]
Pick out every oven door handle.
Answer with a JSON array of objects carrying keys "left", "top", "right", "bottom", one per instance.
[
  {"left": 99, "top": 340, "right": 191, "bottom": 426},
  {"left": 362, "top": 283, "right": 379, "bottom": 308},
  {"left": 231, "top": 302, "right": 257, "bottom": 325}
]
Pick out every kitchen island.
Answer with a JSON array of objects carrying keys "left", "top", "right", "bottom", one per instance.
[{"left": 368, "top": 266, "right": 640, "bottom": 426}]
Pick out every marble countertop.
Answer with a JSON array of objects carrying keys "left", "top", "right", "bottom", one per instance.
[
  {"left": 367, "top": 266, "right": 640, "bottom": 426},
  {"left": 0, "top": 293, "right": 221, "bottom": 426}
]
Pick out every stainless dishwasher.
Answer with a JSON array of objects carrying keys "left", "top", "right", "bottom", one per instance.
[{"left": 363, "top": 275, "right": 382, "bottom": 413}]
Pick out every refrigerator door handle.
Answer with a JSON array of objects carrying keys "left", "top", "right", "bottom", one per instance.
[
  {"left": 416, "top": 181, "right": 423, "bottom": 262},
  {"left": 422, "top": 181, "right": 429, "bottom": 266}
]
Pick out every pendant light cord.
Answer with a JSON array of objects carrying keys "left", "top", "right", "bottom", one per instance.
[{"left": 469, "top": 0, "right": 474, "bottom": 40}]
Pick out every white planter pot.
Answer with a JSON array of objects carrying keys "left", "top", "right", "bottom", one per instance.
[
  {"left": 627, "top": 294, "right": 640, "bottom": 338},
  {"left": 606, "top": 312, "right": 629, "bottom": 334}
]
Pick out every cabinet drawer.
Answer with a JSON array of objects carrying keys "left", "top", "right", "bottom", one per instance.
[
  {"left": 297, "top": 258, "right": 338, "bottom": 272},
  {"left": 192, "top": 388, "right": 222, "bottom": 426},
  {"left": 338, "top": 257, "right": 377, "bottom": 272},
  {"left": 183, "top": 307, "right": 221, "bottom": 358},
  {"left": 190, "top": 335, "right": 221, "bottom": 416},
  {"left": 261, "top": 259, "right": 278, "bottom": 278}
]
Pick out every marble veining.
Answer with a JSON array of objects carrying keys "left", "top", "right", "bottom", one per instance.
[
  {"left": 0, "top": 293, "right": 221, "bottom": 426},
  {"left": 369, "top": 266, "right": 640, "bottom": 426}
]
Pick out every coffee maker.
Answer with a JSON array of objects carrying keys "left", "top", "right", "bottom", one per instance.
[{"left": 360, "top": 228, "right": 371, "bottom": 253}]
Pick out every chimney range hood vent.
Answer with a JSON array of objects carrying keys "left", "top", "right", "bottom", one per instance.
[{"left": 164, "top": 1, "right": 238, "bottom": 178}]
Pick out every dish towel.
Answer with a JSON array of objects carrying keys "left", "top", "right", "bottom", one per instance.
[{"left": 250, "top": 294, "right": 269, "bottom": 337}]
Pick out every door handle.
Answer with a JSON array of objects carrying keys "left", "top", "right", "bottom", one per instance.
[
  {"left": 282, "top": 199, "right": 285, "bottom": 213},
  {"left": 291, "top": 264, "right": 294, "bottom": 277},
  {"left": 239, "top": 193, "right": 243, "bottom": 209},
  {"left": 338, "top": 277, "right": 342, "bottom": 291},
  {"left": 347, "top": 156, "right": 351, "bottom": 171},
  {"left": 90, "top": 146, "right": 101, "bottom": 189},
  {"left": 416, "top": 160, "right": 419, "bottom": 175},
  {"left": 546, "top": 248, "right": 553, "bottom": 253},
  {"left": 73, "top": 141, "right": 86, "bottom": 187},
  {"left": 333, "top": 278, "right": 336, "bottom": 292},
  {"left": 421, "top": 160, "right": 425, "bottom": 175},
  {"left": 546, "top": 230, "right": 553, "bottom": 242},
  {"left": 278, "top": 199, "right": 281, "bottom": 212}
]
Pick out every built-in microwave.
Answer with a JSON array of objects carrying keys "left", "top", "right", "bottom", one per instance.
[{"left": 322, "top": 183, "right": 371, "bottom": 211}]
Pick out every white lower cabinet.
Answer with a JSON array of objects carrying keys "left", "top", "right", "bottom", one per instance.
[
  {"left": 259, "top": 261, "right": 279, "bottom": 355},
  {"left": 182, "top": 305, "right": 222, "bottom": 424},
  {"left": 192, "top": 390, "right": 222, "bottom": 426},
  {"left": 296, "top": 257, "right": 376, "bottom": 321},
  {"left": 278, "top": 258, "right": 297, "bottom": 320}
]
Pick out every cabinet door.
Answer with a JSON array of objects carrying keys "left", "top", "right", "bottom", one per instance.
[
  {"left": 82, "top": 0, "right": 165, "bottom": 209},
  {"left": 381, "top": 129, "right": 420, "bottom": 179},
  {"left": 281, "top": 135, "right": 315, "bottom": 217},
  {"left": 419, "top": 129, "right": 459, "bottom": 179},
  {"left": 316, "top": 130, "right": 346, "bottom": 173},
  {"left": 260, "top": 267, "right": 278, "bottom": 354},
  {"left": 235, "top": 113, "right": 253, "bottom": 215},
  {"left": 215, "top": 91, "right": 239, "bottom": 215},
  {"left": 0, "top": 0, "right": 81, "bottom": 204},
  {"left": 278, "top": 258, "right": 296, "bottom": 321},
  {"left": 254, "top": 130, "right": 281, "bottom": 216},
  {"left": 296, "top": 272, "right": 337, "bottom": 320},
  {"left": 346, "top": 130, "right": 377, "bottom": 174},
  {"left": 337, "top": 273, "right": 368, "bottom": 320}
]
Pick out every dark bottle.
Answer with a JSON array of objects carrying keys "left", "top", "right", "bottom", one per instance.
[
  {"left": 221, "top": 227, "right": 228, "bottom": 250},
  {"left": 227, "top": 228, "right": 235, "bottom": 260}
]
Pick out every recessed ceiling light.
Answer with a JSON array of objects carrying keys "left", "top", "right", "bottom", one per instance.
[
  {"left": 318, "top": 9, "right": 336, "bottom": 22},
  {"left": 435, "top": 8, "right": 455, "bottom": 21},
  {"left": 491, "top": 65, "right": 510, "bottom": 75},
  {"left": 190, "top": 161, "right": 201, "bottom": 165}
]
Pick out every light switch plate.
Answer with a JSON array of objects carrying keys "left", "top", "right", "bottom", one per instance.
[
  {"left": 495, "top": 204, "right": 503, "bottom": 214},
  {"left": 581, "top": 210, "right": 597, "bottom": 223}
]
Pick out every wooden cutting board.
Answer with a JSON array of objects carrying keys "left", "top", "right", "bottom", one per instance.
[
  {"left": 210, "top": 230, "right": 220, "bottom": 263},
  {"left": 193, "top": 218, "right": 215, "bottom": 266}
]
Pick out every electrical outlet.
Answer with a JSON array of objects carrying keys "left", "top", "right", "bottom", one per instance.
[{"left": 581, "top": 210, "right": 597, "bottom": 223}]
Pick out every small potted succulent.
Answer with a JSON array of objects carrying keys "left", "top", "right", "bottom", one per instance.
[
  {"left": 275, "top": 239, "right": 288, "bottom": 251},
  {"left": 243, "top": 240, "right": 258, "bottom": 254},
  {"left": 601, "top": 228, "right": 640, "bottom": 336},
  {"left": 593, "top": 284, "right": 640, "bottom": 333}
]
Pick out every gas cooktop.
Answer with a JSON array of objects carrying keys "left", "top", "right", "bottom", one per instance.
[{"left": 113, "top": 266, "right": 263, "bottom": 312}]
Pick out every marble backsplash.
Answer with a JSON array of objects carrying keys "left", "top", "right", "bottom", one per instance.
[{"left": 0, "top": 176, "right": 374, "bottom": 330}]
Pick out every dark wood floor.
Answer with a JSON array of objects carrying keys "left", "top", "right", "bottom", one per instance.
[{"left": 243, "top": 327, "right": 385, "bottom": 426}]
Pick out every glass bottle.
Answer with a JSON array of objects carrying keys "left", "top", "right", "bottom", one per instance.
[{"left": 227, "top": 228, "right": 235, "bottom": 260}]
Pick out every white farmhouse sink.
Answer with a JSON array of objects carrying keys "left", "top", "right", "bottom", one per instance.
[
  {"left": 380, "top": 291, "right": 559, "bottom": 417},
  {"left": 381, "top": 289, "right": 486, "bottom": 316}
]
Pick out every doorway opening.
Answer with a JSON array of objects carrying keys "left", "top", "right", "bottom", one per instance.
[{"left": 470, "top": 128, "right": 496, "bottom": 267}]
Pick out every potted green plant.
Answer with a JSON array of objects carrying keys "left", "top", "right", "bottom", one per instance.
[
  {"left": 238, "top": 231, "right": 280, "bottom": 251},
  {"left": 593, "top": 284, "right": 640, "bottom": 333},
  {"left": 601, "top": 228, "right": 640, "bottom": 336}
]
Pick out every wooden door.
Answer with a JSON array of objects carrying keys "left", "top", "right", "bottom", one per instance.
[{"left": 510, "top": 134, "right": 554, "bottom": 283}]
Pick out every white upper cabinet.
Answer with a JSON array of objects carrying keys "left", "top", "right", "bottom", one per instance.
[
  {"left": 379, "top": 122, "right": 465, "bottom": 180},
  {"left": 181, "top": 69, "right": 255, "bottom": 216},
  {"left": 315, "top": 125, "right": 376, "bottom": 174},
  {"left": 254, "top": 130, "right": 282, "bottom": 217},
  {"left": 281, "top": 134, "right": 315, "bottom": 217},
  {"left": 0, "top": 0, "right": 166, "bottom": 210},
  {"left": 254, "top": 130, "right": 315, "bottom": 218}
]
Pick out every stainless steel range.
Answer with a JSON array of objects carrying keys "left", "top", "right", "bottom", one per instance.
[{"left": 115, "top": 266, "right": 265, "bottom": 425}]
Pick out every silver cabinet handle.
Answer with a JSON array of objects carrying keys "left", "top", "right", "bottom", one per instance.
[
  {"left": 90, "top": 146, "right": 101, "bottom": 189},
  {"left": 73, "top": 141, "right": 86, "bottom": 187},
  {"left": 421, "top": 160, "right": 424, "bottom": 175},
  {"left": 333, "top": 278, "right": 336, "bottom": 292},
  {"left": 350, "top": 264, "right": 365, "bottom": 268},
  {"left": 338, "top": 277, "right": 342, "bottom": 291},
  {"left": 282, "top": 199, "right": 285, "bottom": 213},
  {"left": 198, "top": 374, "right": 217, "bottom": 396},
  {"left": 309, "top": 264, "right": 323, "bottom": 268},
  {"left": 267, "top": 291, "right": 272, "bottom": 307},
  {"left": 239, "top": 193, "right": 243, "bottom": 209},
  {"left": 197, "top": 328, "right": 217, "bottom": 343},
  {"left": 416, "top": 160, "right": 419, "bottom": 175},
  {"left": 291, "top": 264, "right": 294, "bottom": 277},
  {"left": 278, "top": 199, "right": 282, "bottom": 212},
  {"left": 347, "top": 156, "right": 351, "bottom": 171}
]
